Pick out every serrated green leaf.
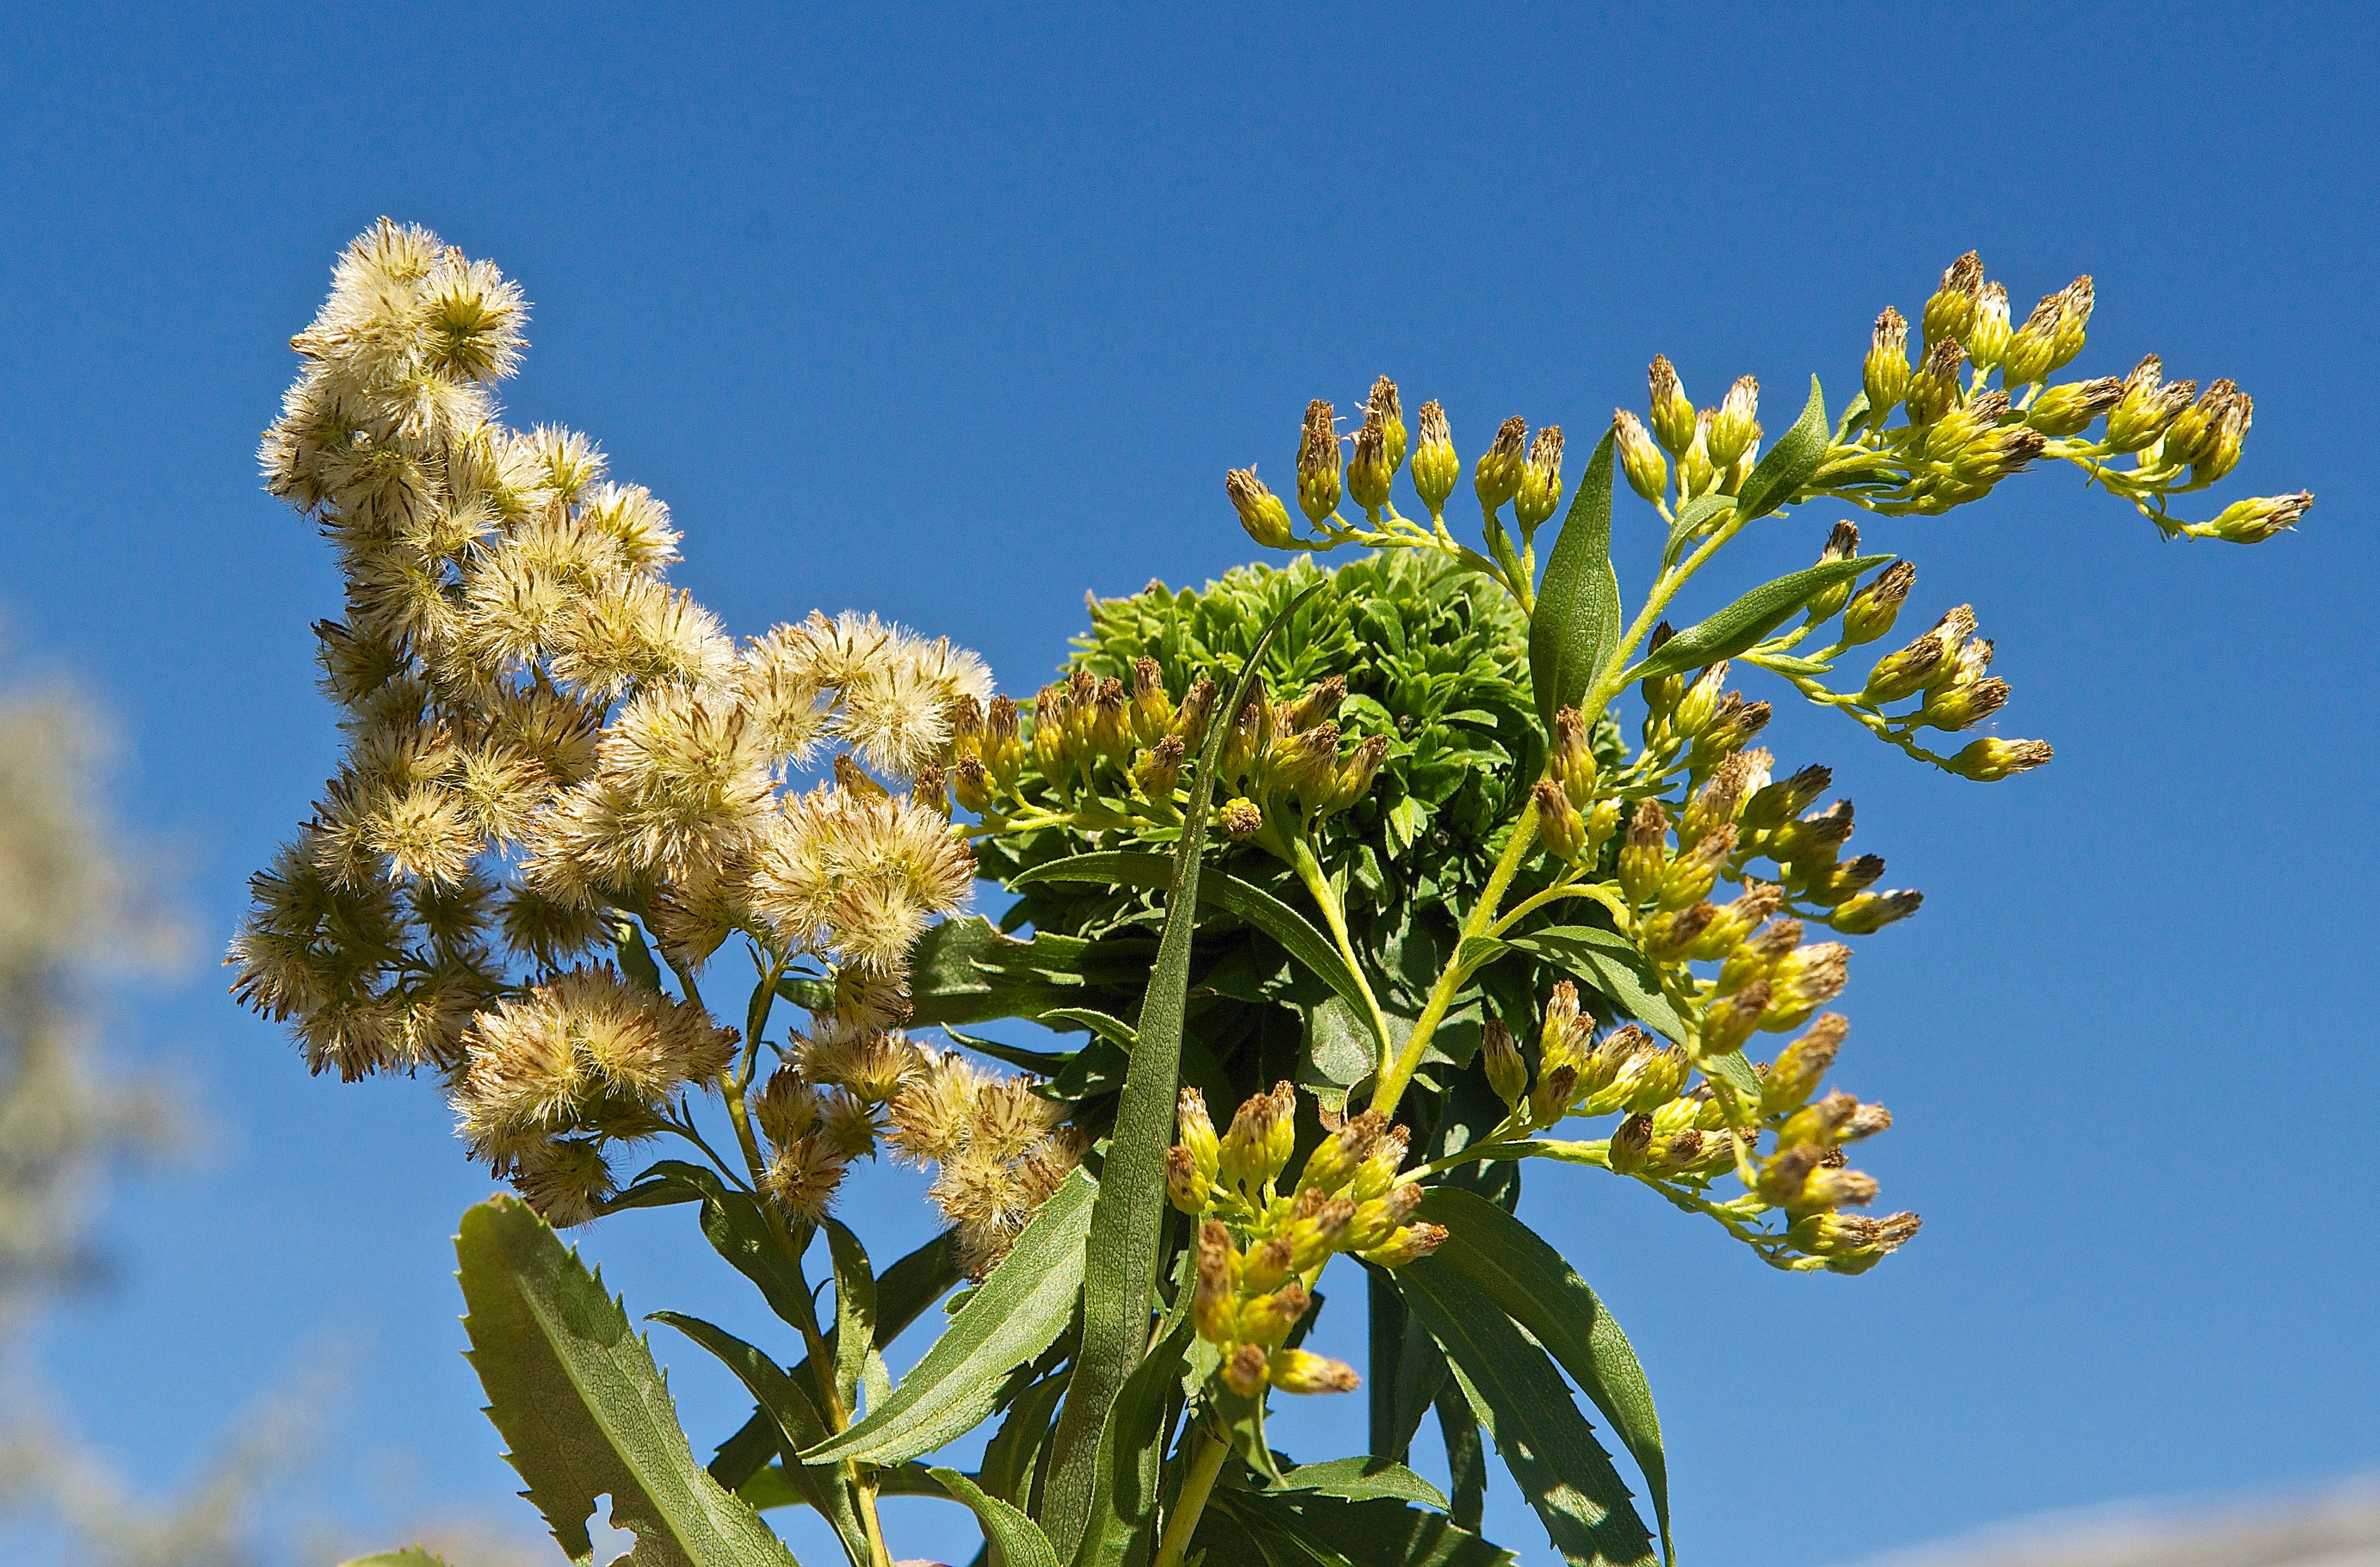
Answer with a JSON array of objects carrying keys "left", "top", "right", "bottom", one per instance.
[
  {"left": 1044, "top": 583, "right": 1324, "bottom": 1558},
  {"left": 1409, "top": 1189, "right": 1671, "bottom": 1565},
  {"left": 1397, "top": 1259, "right": 1655, "bottom": 1567},
  {"left": 455, "top": 1197, "right": 802, "bottom": 1567},
  {"left": 931, "top": 1467, "right": 1063, "bottom": 1567},
  {"left": 804, "top": 1169, "right": 1096, "bottom": 1467},
  {"left": 1009, "top": 851, "right": 1376, "bottom": 1049},
  {"left": 1499, "top": 928, "right": 1684, "bottom": 1043},
  {"left": 1529, "top": 429, "right": 1622, "bottom": 731},
  {"left": 1274, "top": 1457, "right": 1449, "bottom": 1512},
  {"left": 1732, "top": 375, "right": 1833, "bottom": 520},
  {"left": 1702, "top": 1050, "right": 1761, "bottom": 1102},
  {"left": 649, "top": 1312, "right": 863, "bottom": 1559},
  {"left": 1617, "top": 553, "right": 1893, "bottom": 688}
]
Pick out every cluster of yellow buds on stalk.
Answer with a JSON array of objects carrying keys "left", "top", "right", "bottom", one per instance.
[
  {"left": 946, "top": 662, "right": 1388, "bottom": 857},
  {"left": 1167, "top": 1083, "right": 1446, "bottom": 1398},
  {"left": 1791, "top": 252, "right": 2307, "bottom": 537},
  {"left": 1475, "top": 987, "right": 1913, "bottom": 1273},
  {"left": 1223, "top": 375, "right": 1572, "bottom": 610}
]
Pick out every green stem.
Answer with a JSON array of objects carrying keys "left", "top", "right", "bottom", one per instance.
[
  {"left": 1286, "top": 832, "right": 1396, "bottom": 1075},
  {"left": 1152, "top": 1424, "right": 1233, "bottom": 1567},
  {"left": 1369, "top": 809, "right": 1541, "bottom": 1120}
]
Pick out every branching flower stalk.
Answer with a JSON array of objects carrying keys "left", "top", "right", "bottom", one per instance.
[{"left": 248, "top": 228, "right": 2311, "bottom": 1567}]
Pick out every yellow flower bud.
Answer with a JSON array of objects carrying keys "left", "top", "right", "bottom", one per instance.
[
  {"left": 1700, "top": 982, "right": 1769, "bottom": 1058},
  {"left": 1863, "top": 307, "right": 1910, "bottom": 420},
  {"left": 1410, "top": 400, "right": 1459, "bottom": 514},
  {"left": 1708, "top": 377, "right": 1760, "bottom": 468},
  {"left": 1839, "top": 560, "right": 1915, "bottom": 647},
  {"left": 1481, "top": 1019, "right": 1528, "bottom": 1109},
  {"left": 1965, "top": 281, "right": 2011, "bottom": 372},
  {"left": 1227, "top": 468, "right": 1297, "bottom": 549},
  {"left": 2106, "top": 356, "right": 2195, "bottom": 453},
  {"left": 1239, "top": 1278, "right": 1311, "bottom": 1347},
  {"left": 1904, "top": 339, "right": 1965, "bottom": 426},
  {"left": 1295, "top": 400, "right": 1342, "bottom": 524},
  {"left": 1944, "top": 737, "right": 2054, "bottom": 781},
  {"left": 1828, "top": 888, "right": 1923, "bottom": 934},
  {"left": 1473, "top": 415, "right": 1527, "bottom": 509},
  {"left": 2025, "top": 376, "right": 2122, "bottom": 438},
  {"left": 1657, "top": 823, "right": 1734, "bottom": 910},
  {"left": 1368, "top": 376, "right": 1407, "bottom": 473},
  {"left": 1267, "top": 1347, "right": 1361, "bottom": 1395},
  {"left": 1920, "top": 251, "right": 1983, "bottom": 351},
  {"left": 1617, "top": 800, "right": 1669, "bottom": 906},
  {"left": 1613, "top": 410, "right": 1667, "bottom": 504},
  {"left": 1802, "top": 521, "right": 1863, "bottom": 622},
  {"left": 1687, "top": 881, "right": 1782, "bottom": 960},
  {"left": 1512, "top": 425, "right": 1566, "bottom": 539},
  {"left": 1356, "top": 1222, "right": 1447, "bottom": 1268},
  {"left": 1166, "top": 1145, "right": 1212, "bottom": 1216},
  {"left": 2198, "top": 491, "right": 2312, "bottom": 543},
  {"left": 1223, "top": 1342, "right": 1270, "bottom": 1397},
  {"left": 1296, "top": 1108, "right": 1384, "bottom": 1196},
  {"left": 1535, "top": 778, "right": 1585, "bottom": 863},
  {"left": 1760, "top": 1012, "right": 1847, "bottom": 1116},
  {"left": 1639, "top": 901, "right": 1715, "bottom": 963},
  {"left": 1647, "top": 355, "right": 1696, "bottom": 455},
  {"left": 1348, "top": 410, "right": 1393, "bottom": 514}
]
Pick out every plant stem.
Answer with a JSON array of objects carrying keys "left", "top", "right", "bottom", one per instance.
[
  {"left": 1152, "top": 1425, "right": 1232, "bottom": 1567},
  {"left": 1286, "top": 832, "right": 1396, "bottom": 1077},
  {"left": 1369, "top": 808, "right": 1541, "bottom": 1120}
]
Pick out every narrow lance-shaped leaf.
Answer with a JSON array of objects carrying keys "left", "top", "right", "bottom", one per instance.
[
  {"left": 1070, "top": 1290, "right": 1196, "bottom": 1567},
  {"left": 1498, "top": 926, "right": 1686, "bottom": 1044},
  {"left": 1617, "top": 552, "right": 1894, "bottom": 688},
  {"left": 708, "top": 1229, "right": 962, "bottom": 1492},
  {"left": 929, "top": 1467, "right": 1063, "bottom": 1567},
  {"left": 650, "top": 1311, "right": 866, "bottom": 1560},
  {"left": 1730, "top": 375, "right": 1831, "bottom": 521},
  {"left": 1041, "top": 584, "right": 1325, "bottom": 1556},
  {"left": 803, "top": 1169, "right": 1096, "bottom": 1468},
  {"left": 1410, "top": 1188, "right": 1673, "bottom": 1565},
  {"left": 1396, "top": 1260, "right": 1656, "bottom": 1567},
  {"left": 1529, "top": 428, "right": 1622, "bottom": 730},
  {"left": 822, "top": 1219, "right": 881, "bottom": 1417},
  {"left": 455, "top": 1197, "right": 803, "bottom": 1567}
]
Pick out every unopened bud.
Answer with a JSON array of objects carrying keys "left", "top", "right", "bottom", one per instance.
[
  {"left": 1701, "top": 982, "right": 1770, "bottom": 1058},
  {"left": 1297, "top": 1109, "right": 1384, "bottom": 1196},
  {"left": 983, "top": 696, "right": 1024, "bottom": 787},
  {"left": 1223, "top": 1343, "right": 1270, "bottom": 1397},
  {"left": 1688, "top": 881, "right": 1782, "bottom": 960},
  {"left": 1863, "top": 633, "right": 1946, "bottom": 704},
  {"left": 1680, "top": 409, "right": 1717, "bottom": 499},
  {"left": 1357, "top": 1222, "right": 1447, "bottom": 1268},
  {"left": 1762, "top": 942, "right": 1851, "bottom": 1031},
  {"left": 1803, "top": 521, "right": 1863, "bottom": 621},
  {"left": 1999, "top": 286, "right": 2064, "bottom": 387},
  {"left": 1481, "top": 1020, "right": 1528, "bottom": 1108},
  {"left": 1840, "top": 561, "right": 1915, "bottom": 646},
  {"left": 2192, "top": 387, "right": 2253, "bottom": 485},
  {"left": 1617, "top": 800, "right": 1670, "bottom": 905},
  {"left": 1921, "top": 252, "right": 1983, "bottom": 351},
  {"left": 1904, "top": 339, "right": 1965, "bottom": 426},
  {"left": 1673, "top": 662, "right": 1729, "bottom": 738},
  {"left": 1296, "top": 400, "right": 1342, "bottom": 524},
  {"left": 1171, "top": 678, "right": 1217, "bottom": 755},
  {"left": 1647, "top": 355, "right": 1696, "bottom": 454},
  {"left": 1606, "top": 1112, "right": 1656, "bottom": 1175},
  {"left": 1282, "top": 676, "right": 1344, "bottom": 733},
  {"left": 1227, "top": 468, "right": 1297, "bottom": 549},
  {"left": 1166, "top": 1144, "right": 1212, "bottom": 1214},
  {"left": 1613, "top": 410, "right": 1668, "bottom": 503},
  {"left": 2048, "top": 276, "right": 2094, "bottom": 372},
  {"left": 2106, "top": 357, "right": 2194, "bottom": 453},
  {"left": 1802, "top": 853, "right": 1885, "bottom": 908},
  {"left": 1864, "top": 307, "right": 1910, "bottom": 418},
  {"left": 1617, "top": 1044, "right": 1690, "bottom": 1114},
  {"left": 1324, "top": 734, "right": 1388, "bottom": 814},
  {"left": 1916, "top": 676, "right": 2008, "bottom": 732},
  {"left": 1770, "top": 799, "right": 1854, "bottom": 867},
  {"left": 1348, "top": 409, "right": 1393, "bottom": 513},
  {"left": 1369, "top": 376, "right": 1407, "bottom": 473},
  {"left": 2026, "top": 376, "right": 2123, "bottom": 438},
  {"left": 1513, "top": 425, "right": 1566, "bottom": 538},
  {"left": 1708, "top": 377, "right": 1761, "bottom": 468},
  {"left": 1474, "top": 416, "right": 1528, "bottom": 509},
  {"left": 2199, "top": 491, "right": 2313, "bottom": 544},
  {"left": 1220, "top": 1080, "right": 1297, "bottom": 1200},
  {"left": 1550, "top": 706, "right": 1599, "bottom": 807},
  {"left": 1717, "top": 917, "right": 1801, "bottom": 995},
  {"left": 1658, "top": 823, "right": 1735, "bottom": 910},
  {"left": 1742, "top": 767, "right": 1830, "bottom": 833},
  {"left": 1535, "top": 778, "right": 1586, "bottom": 863},
  {"left": 1965, "top": 282, "right": 2011, "bottom": 372},
  {"left": 1760, "top": 1013, "right": 1847, "bottom": 1115},
  {"left": 949, "top": 755, "right": 994, "bottom": 815},
  {"left": 1268, "top": 1347, "right": 1360, "bottom": 1395},
  {"left": 1640, "top": 900, "right": 1717, "bottom": 963},
  {"left": 1178, "top": 1088, "right": 1220, "bottom": 1180},
  {"left": 1412, "top": 400, "right": 1459, "bottom": 512},
  {"left": 1828, "top": 888, "right": 1923, "bottom": 935},
  {"left": 1129, "top": 658, "right": 1174, "bottom": 744},
  {"left": 1237, "top": 1277, "right": 1311, "bottom": 1347},
  {"left": 1945, "top": 736, "right": 2054, "bottom": 781}
]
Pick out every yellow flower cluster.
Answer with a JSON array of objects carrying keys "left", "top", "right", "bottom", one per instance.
[{"left": 1167, "top": 1084, "right": 1445, "bottom": 1399}]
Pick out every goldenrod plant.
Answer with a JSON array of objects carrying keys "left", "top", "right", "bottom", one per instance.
[{"left": 245, "top": 224, "right": 2309, "bottom": 1567}]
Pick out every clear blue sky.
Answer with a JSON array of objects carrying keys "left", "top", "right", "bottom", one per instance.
[{"left": 5, "top": 4, "right": 2374, "bottom": 1563}]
